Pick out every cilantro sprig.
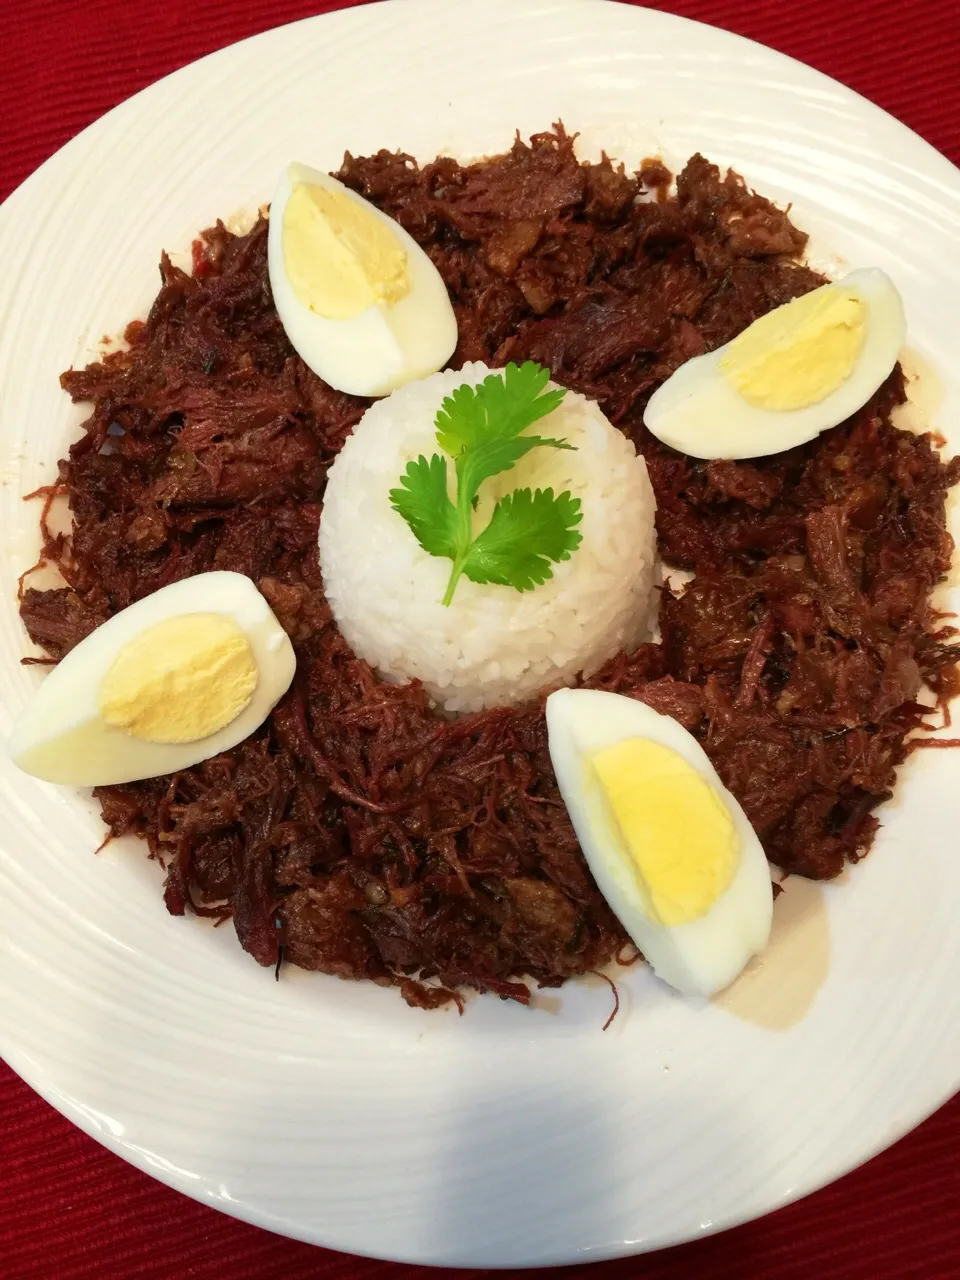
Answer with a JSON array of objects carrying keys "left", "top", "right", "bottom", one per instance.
[{"left": 389, "top": 362, "right": 583, "bottom": 605}]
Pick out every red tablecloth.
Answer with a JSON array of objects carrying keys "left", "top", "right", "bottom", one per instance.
[{"left": 2, "top": 2, "right": 960, "bottom": 1277}]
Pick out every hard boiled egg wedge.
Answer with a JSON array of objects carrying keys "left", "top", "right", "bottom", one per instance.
[
  {"left": 644, "top": 268, "right": 905, "bottom": 459},
  {"left": 546, "top": 688, "right": 773, "bottom": 997},
  {"left": 268, "top": 163, "right": 458, "bottom": 397},
  {"left": 8, "top": 572, "right": 295, "bottom": 787}
]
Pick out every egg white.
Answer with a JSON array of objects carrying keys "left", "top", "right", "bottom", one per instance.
[
  {"left": 8, "top": 572, "right": 296, "bottom": 787},
  {"left": 267, "top": 163, "right": 458, "bottom": 398},
  {"left": 546, "top": 688, "right": 773, "bottom": 997},
  {"left": 643, "top": 268, "right": 906, "bottom": 460}
]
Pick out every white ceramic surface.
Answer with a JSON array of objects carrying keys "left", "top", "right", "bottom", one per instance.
[{"left": 1, "top": 0, "right": 959, "bottom": 1266}]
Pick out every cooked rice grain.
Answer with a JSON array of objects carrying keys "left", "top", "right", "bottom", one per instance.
[{"left": 319, "top": 364, "right": 658, "bottom": 713}]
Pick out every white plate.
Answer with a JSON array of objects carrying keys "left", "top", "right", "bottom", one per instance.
[{"left": 1, "top": 0, "right": 959, "bottom": 1266}]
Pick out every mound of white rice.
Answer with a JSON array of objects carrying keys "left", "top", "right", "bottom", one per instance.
[{"left": 319, "top": 363, "right": 658, "bottom": 714}]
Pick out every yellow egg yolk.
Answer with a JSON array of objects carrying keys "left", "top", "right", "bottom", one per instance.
[
  {"left": 591, "top": 737, "right": 738, "bottom": 926},
  {"left": 282, "top": 180, "right": 409, "bottom": 320},
  {"left": 98, "top": 614, "right": 258, "bottom": 744},
  {"left": 720, "top": 285, "right": 866, "bottom": 411}
]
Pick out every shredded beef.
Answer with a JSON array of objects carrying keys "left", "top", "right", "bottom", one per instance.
[{"left": 19, "top": 126, "right": 960, "bottom": 1009}]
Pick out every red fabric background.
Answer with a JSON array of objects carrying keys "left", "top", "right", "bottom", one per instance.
[{"left": 2, "top": 1, "right": 959, "bottom": 1276}]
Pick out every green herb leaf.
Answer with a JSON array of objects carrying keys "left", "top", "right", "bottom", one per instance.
[
  {"left": 389, "top": 361, "right": 581, "bottom": 605},
  {"left": 388, "top": 454, "right": 458, "bottom": 559},
  {"left": 435, "top": 361, "right": 567, "bottom": 455},
  {"left": 454, "top": 432, "right": 574, "bottom": 513},
  {"left": 462, "top": 488, "right": 583, "bottom": 591}
]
